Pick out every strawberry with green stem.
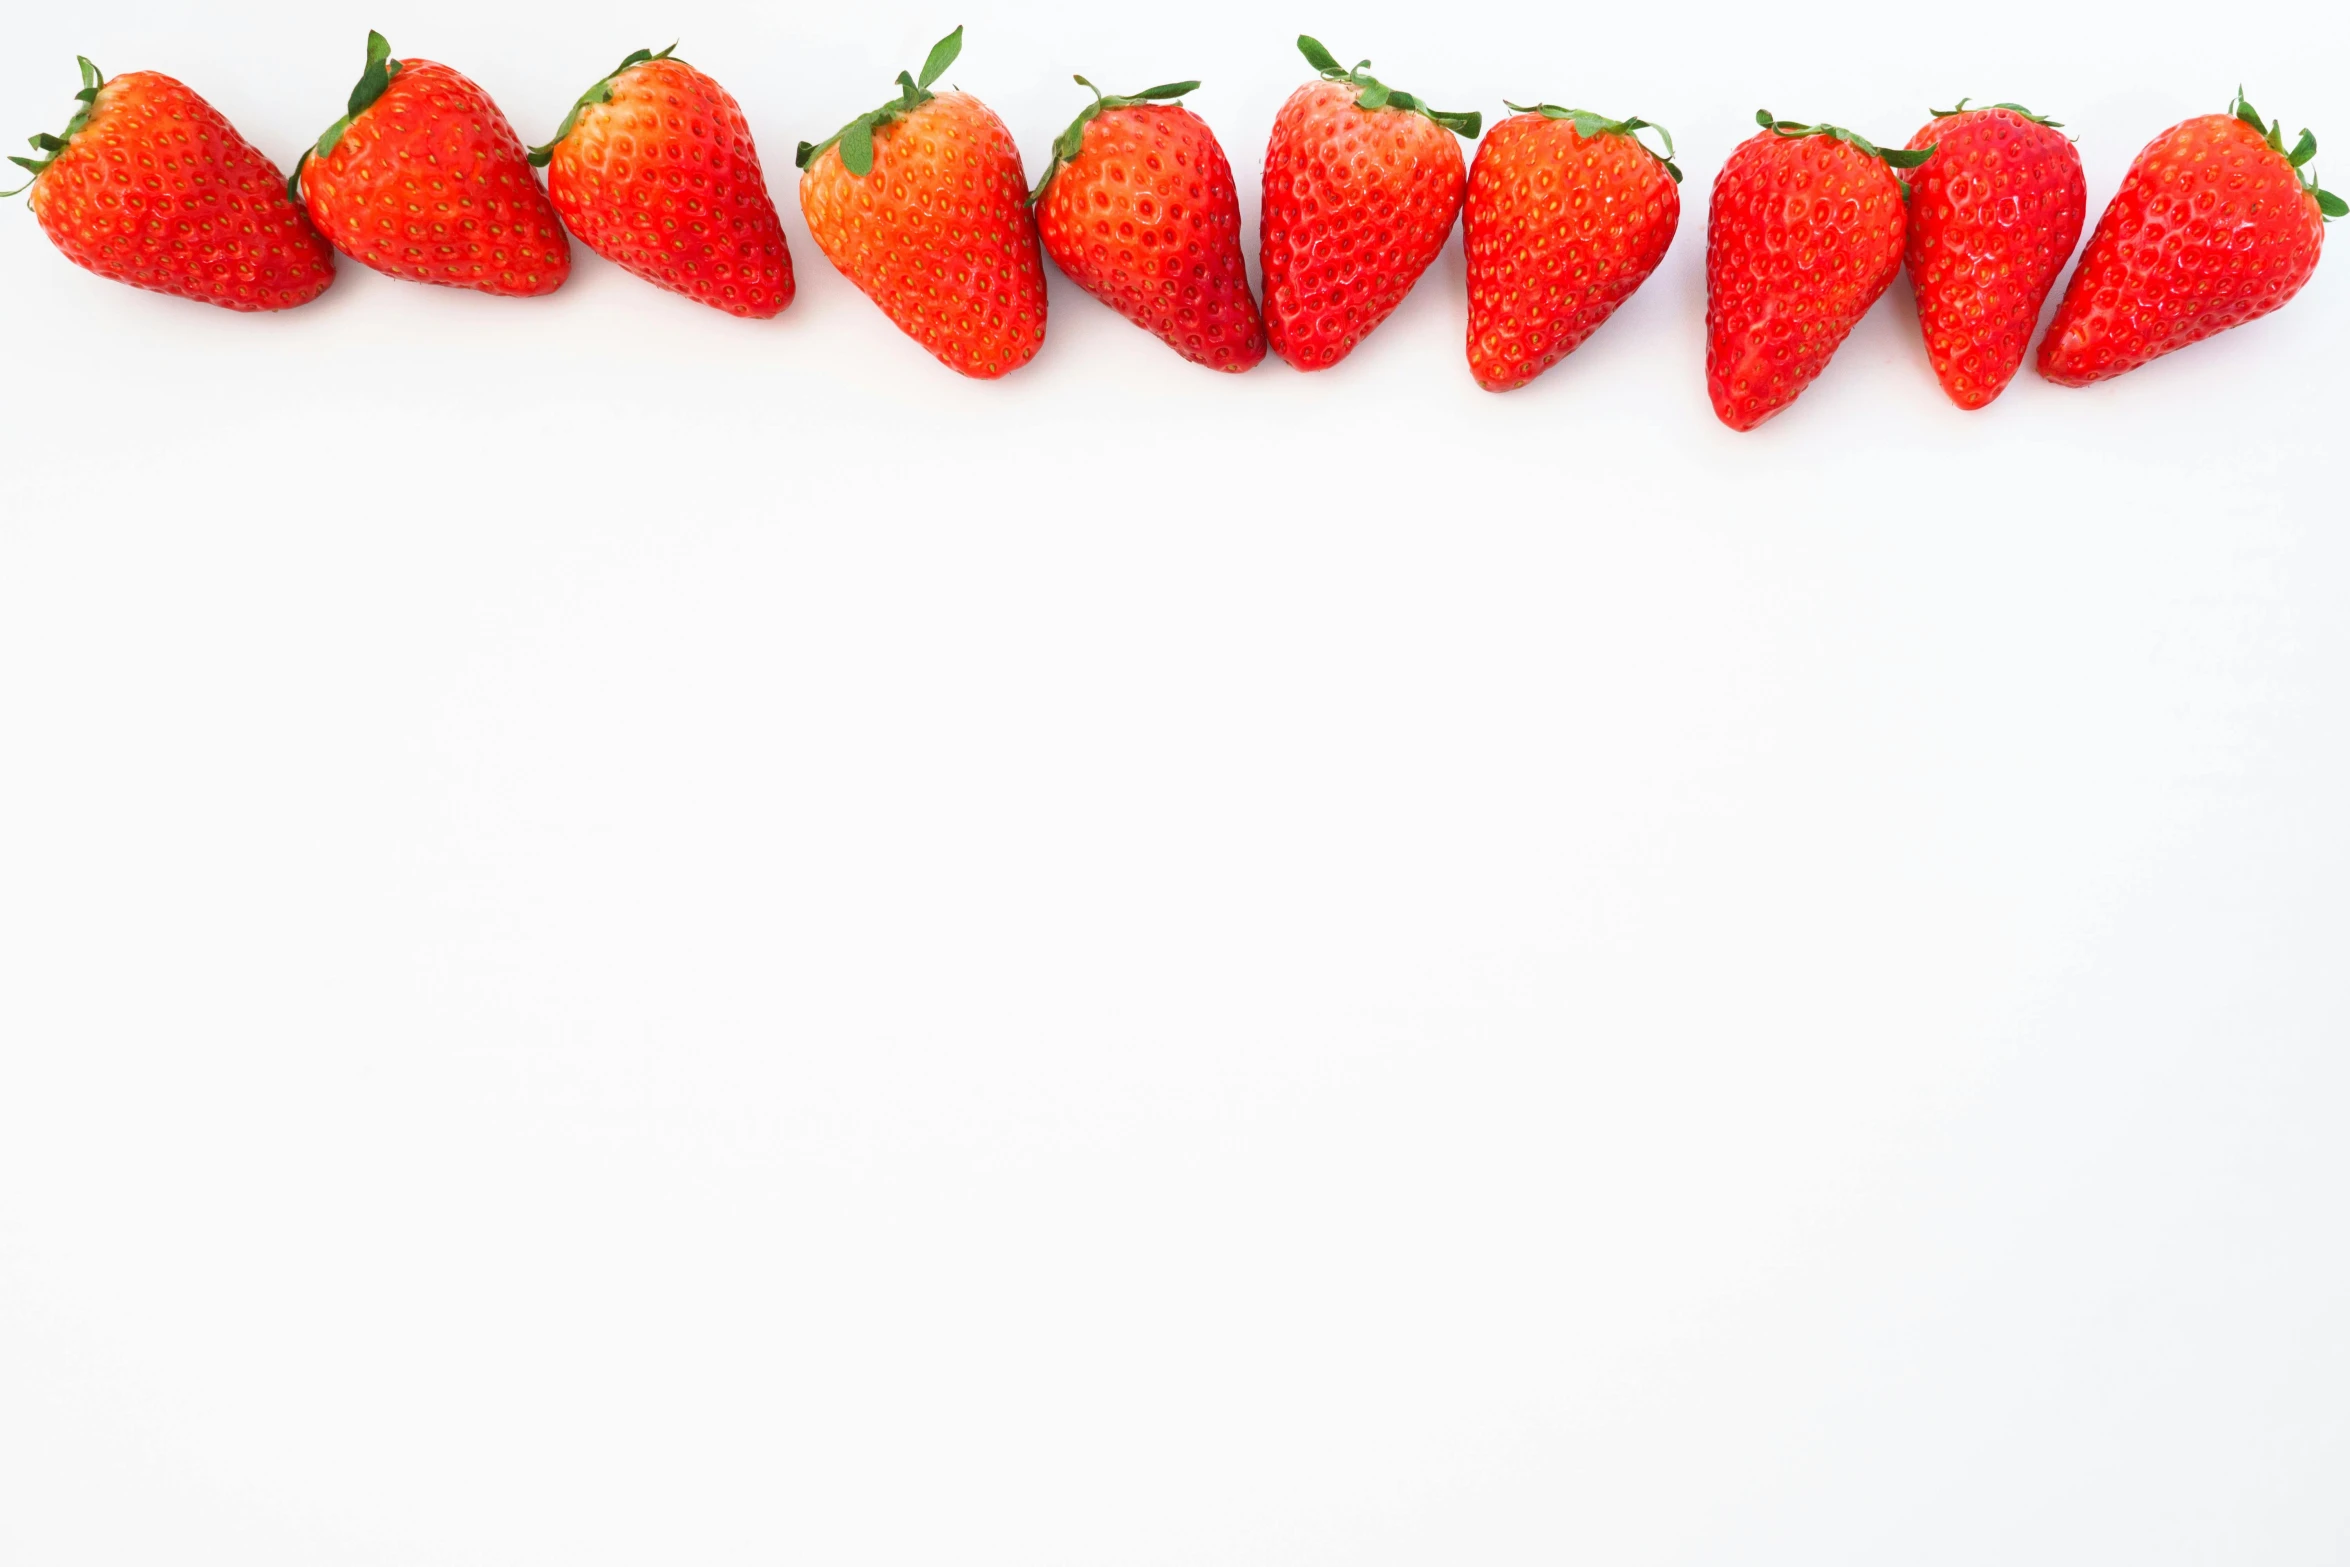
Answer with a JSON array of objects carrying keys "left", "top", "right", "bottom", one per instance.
[
  {"left": 2039, "top": 90, "right": 2337, "bottom": 387},
  {"left": 1259, "top": 36, "right": 1482, "bottom": 371},
  {"left": 1465, "top": 102, "right": 1682, "bottom": 391},
  {"left": 8, "top": 58, "right": 335, "bottom": 311},
  {"left": 1706, "top": 110, "right": 1933, "bottom": 430},
  {"left": 1901, "top": 99, "right": 2085, "bottom": 410},
  {"left": 529, "top": 44, "right": 795, "bottom": 319},
  {"left": 794, "top": 26, "right": 1047, "bottom": 378},
  {"left": 293, "top": 31, "right": 569, "bottom": 297},
  {"left": 1031, "top": 77, "right": 1265, "bottom": 372}
]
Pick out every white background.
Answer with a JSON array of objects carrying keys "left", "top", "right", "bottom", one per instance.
[{"left": 4, "top": 0, "right": 2346, "bottom": 1562}]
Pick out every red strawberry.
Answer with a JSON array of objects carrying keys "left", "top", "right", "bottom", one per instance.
[
  {"left": 1260, "top": 36, "right": 1481, "bottom": 371},
  {"left": 1032, "top": 78, "right": 1265, "bottom": 372},
  {"left": 293, "top": 31, "right": 570, "bottom": 297},
  {"left": 1706, "top": 111, "right": 1930, "bottom": 431},
  {"left": 1464, "top": 103, "right": 1682, "bottom": 392},
  {"left": 8, "top": 58, "right": 334, "bottom": 311},
  {"left": 2040, "top": 91, "right": 2338, "bottom": 387},
  {"left": 1903, "top": 100, "right": 2085, "bottom": 409},
  {"left": 530, "top": 45, "right": 794, "bottom": 319},
  {"left": 795, "top": 27, "right": 1047, "bottom": 379}
]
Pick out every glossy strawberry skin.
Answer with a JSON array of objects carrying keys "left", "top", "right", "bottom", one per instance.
[
  {"left": 303, "top": 60, "right": 570, "bottom": 297},
  {"left": 1260, "top": 80, "right": 1468, "bottom": 371},
  {"left": 2039, "top": 114, "right": 2325, "bottom": 387},
  {"left": 1706, "top": 131, "right": 1908, "bottom": 431},
  {"left": 27, "top": 72, "right": 334, "bottom": 311},
  {"left": 545, "top": 57, "right": 794, "bottom": 319},
  {"left": 1465, "top": 112, "right": 1680, "bottom": 392},
  {"left": 799, "top": 93, "right": 1048, "bottom": 379},
  {"left": 1903, "top": 107, "right": 2085, "bottom": 409},
  {"left": 1036, "top": 103, "right": 1265, "bottom": 372}
]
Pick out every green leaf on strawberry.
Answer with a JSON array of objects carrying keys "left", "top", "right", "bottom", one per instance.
[
  {"left": 797, "top": 25, "right": 966, "bottom": 178},
  {"left": 1505, "top": 102, "right": 1681, "bottom": 182},
  {"left": 1927, "top": 97, "right": 2064, "bottom": 129},
  {"left": 1030, "top": 76, "right": 1203, "bottom": 204},
  {"left": 2230, "top": 87, "right": 2340, "bottom": 222},
  {"left": 290, "top": 31, "right": 408, "bottom": 202},
  {"left": 1295, "top": 36, "right": 1480, "bottom": 139},
  {"left": 528, "top": 43, "right": 678, "bottom": 168},
  {"left": 3, "top": 55, "right": 103, "bottom": 196}
]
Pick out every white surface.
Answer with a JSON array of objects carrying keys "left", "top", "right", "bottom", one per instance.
[{"left": 4, "top": 1, "right": 2347, "bottom": 1563}]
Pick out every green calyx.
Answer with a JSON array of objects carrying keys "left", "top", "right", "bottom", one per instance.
[
  {"left": 1755, "top": 109, "right": 1934, "bottom": 198},
  {"left": 1297, "top": 36, "right": 1480, "bottom": 139},
  {"left": 2233, "top": 87, "right": 2344, "bottom": 220},
  {"left": 795, "top": 25, "right": 964, "bottom": 178},
  {"left": 530, "top": 43, "right": 678, "bottom": 167},
  {"left": 5, "top": 57, "right": 104, "bottom": 199},
  {"left": 1030, "top": 76, "right": 1201, "bottom": 204},
  {"left": 1504, "top": 102, "right": 1680, "bottom": 183},
  {"left": 1755, "top": 110, "right": 1933, "bottom": 168},
  {"left": 1927, "top": 97, "right": 2064, "bottom": 129},
  {"left": 290, "top": 30, "right": 405, "bottom": 203}
]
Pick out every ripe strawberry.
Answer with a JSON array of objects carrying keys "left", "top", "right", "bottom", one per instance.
[
  {"left": 2040, "top": 91, "right": 2338, "bottom": 387},
  {"left": 1032, "top": 78, "right": 1265, "bottom": 372},
  {"left": 795, "top": 27, "right": 1046, "bottom": 379},
  {"left": 293, "top": 31, "right": 570, "bottom": 297},
  {"left": 1260, "top": 36, "right": 1481, "bottom": 371},
  {"left": 7, "top": 58, "right": 334, "bottom": 311},
  {"left": 1706, "top": 111, "right": 1931, "bottom": 431},
  {"left": 1903, "top": 100, "right": 2085, "bottom": 409},
  {"left": 529, "top": 45, "right": 794, "bottom": 319},
  {"left": 1464, "top": 103, "right": 1682, "bottom": 392}
]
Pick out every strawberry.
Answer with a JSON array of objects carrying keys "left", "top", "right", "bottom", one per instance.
[
  {"left": 1259, "top": 36, "right": 1481, "bottom": 371},
  {"left": 1706, "top": 111, "right": 1931, "bottom": 431},
  {"left": 2040, "top": 91, "right": 2338, "bottom": 387},
  {"left": 795, "top": 27, "right": 1047, "bottom": 379},
  {"left": 1903, "top": 100, "right": 2085, "bottom": 409},
  {"left": 529, "top": 45, "right": 794, "bottom": 319},
  {"left": 1464, "top": 103, "right": 1682, "bottom": 392},
  {"left": 293, "top": 31, "right": 570, "bottom": 297},
  {"left": 7, "top": 58, "right": 334, "bottom": 311},
  {"left": 1032, "top": 78, "right": 1265, "bottom": 372}
]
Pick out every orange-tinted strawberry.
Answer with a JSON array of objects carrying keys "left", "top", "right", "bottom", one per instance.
[
  {"left": 1903, "top": 100, "right": 2085, "bottom": 409},
  {"left": 1464, "top": 103, "right": 1681, "bottom": 392},
  {"left": 1259, "top": 36, "right": 1481, "bottom": 371},
  {"left": 1706, "top": 111, "right": 1931, "bottom": 431},
  {"left": 530, "top": 45, "right": 794, "bottom": 319},
  {"left": 2039, "top": 91, "right": 2337, "bottom": 387},
  {"left": 8, "top": 59, "right": 334, "bottom": 311},
  {"left": 794, "top": 27, "right": 1047, "bottom": 379},
  {"left": 293, "top": 31, "right": 570, "bottom": 297},
  {"left": 1032, "top": 78, "right": 1265, "bottom": 372}
]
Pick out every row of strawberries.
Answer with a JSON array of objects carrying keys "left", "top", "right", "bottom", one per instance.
[{"left": 11, "top": 30, "right": 2338, "bottom": 429}]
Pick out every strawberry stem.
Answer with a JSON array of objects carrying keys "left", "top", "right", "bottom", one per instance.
[
  {"left": 1503, "top": 102, "right": 1681, "bottom": 183},
  {"left": 1926, "top": 97, "right": 2064, "bottom": 129},
  {"left": 2232, "top": 87, "right": 2342, "bottom": 220},
  {"left": 1755, "top": 109, "right": 1934, "bottom": 198},
  {"left": 529, "top": 44, "right": 678, "bottom": 167},
  {"left": 291, "top": 31, "right": 405, "bottom": 203},
  {"left": 1029, "top": 76, "right": 1202, "bottom": 204},
  {"left": 1296, "top": 36, "right": 1480, "bottom": 139},
  {"left": 796, "top": 25, "right": 964, "bottom": 178},
  {"left": 4, "top": 56, "right": 103, "bottom": 198}
]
